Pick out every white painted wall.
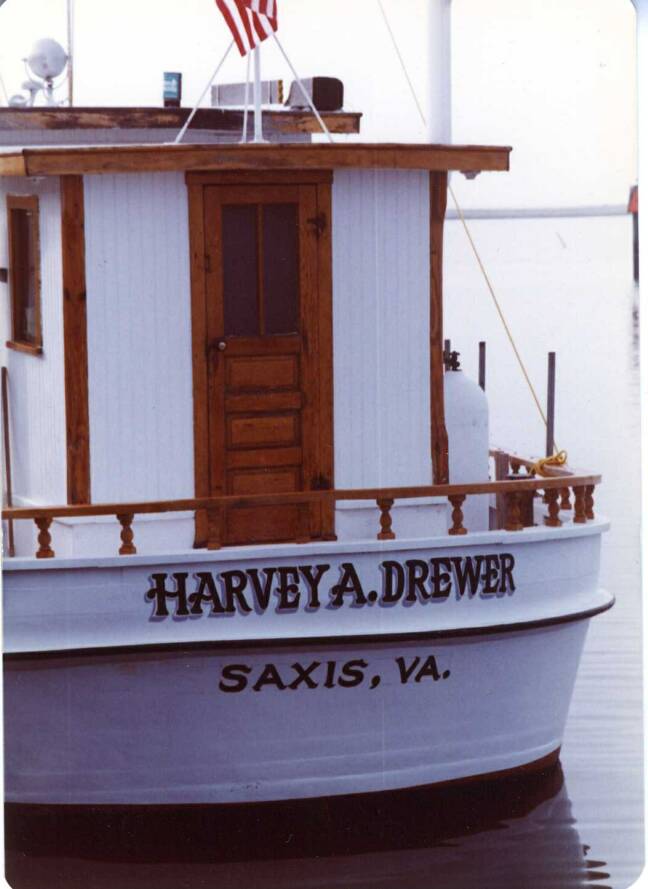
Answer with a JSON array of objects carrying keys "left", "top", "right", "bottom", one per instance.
[
  {"left": 84, "top": 172, "right": 194, "bottom": 502},
  {"left": 0, "top": 176, "right": 67, "bottom": 507},
  {"left": 332, "top": 169, "right": 432, "bottom": 489}
]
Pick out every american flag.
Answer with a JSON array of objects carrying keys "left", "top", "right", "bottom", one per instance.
[{"left": 216, "top": 0, "right": 278, "bottom": 56}]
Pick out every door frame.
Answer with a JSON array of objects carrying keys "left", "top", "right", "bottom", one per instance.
[{"left": 186, "top": 169, "right": 334, "bottom": 547}]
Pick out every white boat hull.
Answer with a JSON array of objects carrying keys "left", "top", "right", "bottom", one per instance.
[{"left": 3, "top": 520, "right": 612, "bottom": 804}]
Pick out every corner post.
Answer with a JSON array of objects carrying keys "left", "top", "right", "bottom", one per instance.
[
  {"left": 61, "top": 174, "right": 91, "bottom": 504},
  {"left": 430, "top": 171, "right": 449, "bottom": 484}
]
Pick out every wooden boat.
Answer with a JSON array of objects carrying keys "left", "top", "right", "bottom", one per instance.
[{"left": 0, "top": 4, "right": 612, "bottom": 807}]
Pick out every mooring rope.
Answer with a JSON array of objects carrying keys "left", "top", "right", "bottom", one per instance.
[{"left": 376, "top": 0, "right": 564, "bottom": 465}]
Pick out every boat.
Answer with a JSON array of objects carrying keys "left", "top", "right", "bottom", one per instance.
[{"left": 0, "top": 1, "right": 613, "bottom": 808}]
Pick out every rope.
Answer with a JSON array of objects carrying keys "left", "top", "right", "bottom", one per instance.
[
  {"left": 529, "top": 450, "right": 568, "bottom": 477},
  {"left": 376, "top": 0, "right": 564, "bottom": 461}
]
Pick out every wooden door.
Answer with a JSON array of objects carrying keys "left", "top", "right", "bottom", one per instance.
[{"left": 196, "top": 178, "right": 333, "bottom": 546}]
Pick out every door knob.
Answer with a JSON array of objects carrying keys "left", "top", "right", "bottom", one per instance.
[{"left": 217, "top": 341, "right": 227, "bottom": 352}]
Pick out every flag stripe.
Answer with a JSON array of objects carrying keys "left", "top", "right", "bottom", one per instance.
[{"left": 216, "top": 0, "right": 278, "bottom": 56}]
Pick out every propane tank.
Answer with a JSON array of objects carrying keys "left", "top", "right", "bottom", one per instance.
[{"left": 443, "top": 352, "right": 490, "bottom": 532}]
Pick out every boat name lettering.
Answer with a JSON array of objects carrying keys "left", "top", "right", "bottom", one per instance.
[
  {"left": 218, "top": 654, "right": 451, "bottom": 694},
  {"left": 145, "top": 554, "right": 515, "bottom": 618}
]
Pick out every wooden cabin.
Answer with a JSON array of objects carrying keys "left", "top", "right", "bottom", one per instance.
[{"left": 0, "top": 107, "right": 510, "bottom": 558}]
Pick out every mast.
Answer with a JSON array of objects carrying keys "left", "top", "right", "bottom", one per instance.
[{"left": 428, "top": 0, "right": 451, "bottom": 142}]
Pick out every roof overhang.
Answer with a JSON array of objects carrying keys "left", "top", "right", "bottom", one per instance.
[{"left": 0, "top": 142, "right": 512, "bottom": 177}]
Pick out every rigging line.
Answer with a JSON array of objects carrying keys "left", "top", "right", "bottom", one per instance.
[
  {"left": 376, "top": 0, "right": 427, "bottom": 132},
  {"left": 376, "top": 0, "right": 557, "bottom": 451},
  {"left": 271, "top": 33, "right": 334, "bottom": 143},
  {"left": 448, "top": 183, "right": 556, "bottom": 447},
  {"left": 173, "top": 40, "right": 234, "bottom": 145}
]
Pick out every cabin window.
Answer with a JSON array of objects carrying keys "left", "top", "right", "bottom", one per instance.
[
  {"left": 222, "top": 201, "right": 299, "bottom": 337},
  {"left": 6, "top": 195, "right": 42, "bottom": 355}
]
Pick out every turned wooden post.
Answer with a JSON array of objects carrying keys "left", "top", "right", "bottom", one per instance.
[
  {"left": 504, "top": 492, "right": 524, "bottom": 531},
  {"left": 573, "top": 487, "right": 587, "bottom": 524},
  {"left": 543, "top": 489, "right": 562, "bottom": 527},
  {"left": 377, "top": 498, "right": 395, "bottom": 540},
  {"left": 510, "top": 459, "right": 521, "bottom": 476},
  {"left": 585, "top": 485, "right": 595, "bottom": 520},
  {"left": 206, "top": 505, "right": 223, "bottom": 550},
  {"left": 448, "top": 494, "right": 467, "bottom": 535},
  {"left": 117, "top": 513, "right": 137, "bottom": 555},
  {"left": 35, "top": 517, "right": 54, "bottom": 559},
  {"left": 560, "top": 488, "right": 571, "bottom": 510}
]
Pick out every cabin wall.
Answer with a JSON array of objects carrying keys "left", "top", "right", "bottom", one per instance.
[
  {"left": 84, "top": 172, "right": 194, "bottom": 502},
  {"left": 332, "top": 169, "right": 432, "bottom": 489},
  {"left": 0, "top": 176, "right": 67, "bottom": 506}
]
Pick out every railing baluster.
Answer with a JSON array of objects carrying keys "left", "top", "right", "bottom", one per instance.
[
  {"left": 377, "top": 498, "right": 395, "bottom": 540},
  {"left": 585, "top": 485, "right": 595, "bottom": 520},
  {"left": 207, "top": 505, "right": 223, "bottom": 550},
  {"left": 560, "top": 488, "right": 571, "bottom": 510},
  {"left": 504, "top": 492, "right": 524, "bottom": 531},
  {"left": 573, "top": 487, "right": 587, "bottom": 524},
  {"left": 544, "top": 489, "right": 562, "bottom": 527},
  {"left": 117, "top": 513, "right": 137, "bottom": 555},
  {"left": 35, "top": 517, "right": 54, "bottom": 559},
  {"left": 448, "top": 495, "right": 467, "bottom": 535},
  {"left": 510, "top": 459, "right": 521, "bottom": 476}
]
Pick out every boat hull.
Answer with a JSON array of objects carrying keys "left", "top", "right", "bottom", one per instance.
[{"left": 5, "top": 619, "right": 590, "bottom": 805}]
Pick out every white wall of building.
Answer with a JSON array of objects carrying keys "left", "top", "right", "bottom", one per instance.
[
  {"left": 0, "top": 176, "right": 67, "bottom": 506},
  {"left": 84, "top": 172, "right": 194, "bottom": 503},
  {"left": 332, "top": 169, "right": 433, "bottom": 490}
]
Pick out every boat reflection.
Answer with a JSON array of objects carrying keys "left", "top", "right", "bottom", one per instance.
[{"left": 5, "top": 761, "right": 611, "bottom": 889}]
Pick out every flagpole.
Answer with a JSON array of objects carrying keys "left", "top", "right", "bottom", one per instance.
[
  {"left": 252, "top": 46, "right": 265, "bottom": 143},
  {"left": 173, "top": 41, "right": 234, "bottom": 144},
  {"left": 241, "top": 51, "right": 251, "bottom": 143},
  {"left": 66, "top": 0, "right": 74, "bottom": 106}
]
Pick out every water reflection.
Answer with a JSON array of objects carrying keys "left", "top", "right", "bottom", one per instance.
[{"left": 5, "top": 761, "right": 611, "bottom": 889}]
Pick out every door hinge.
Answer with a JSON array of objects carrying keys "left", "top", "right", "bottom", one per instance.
[{"left": 307, "top": 213, "right": 327, "bottom": 238}]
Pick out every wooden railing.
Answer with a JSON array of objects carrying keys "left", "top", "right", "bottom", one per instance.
[{"left": 2, "top": 457, "right": 601, "bottom": 560}]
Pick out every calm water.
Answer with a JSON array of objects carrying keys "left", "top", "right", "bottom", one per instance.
[{"left": 5, "top": 215, "right": 643, "bottom": 889}]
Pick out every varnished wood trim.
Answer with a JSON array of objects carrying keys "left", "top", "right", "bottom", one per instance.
[
  {"left": 187, "top": 182, "right": 210, "bottom": 548},
  {"left": 7, "top": 193, "right": 42, "bottom": 352},
  {"left": 186, "top": 170, "right": 333, "bottom": 186},
  {"left": 60, "top": 175, "right": 91, "bottom": 504},
  {"left": 0, "top": 153, "right": 27, "bottom": 176},
  {"left": 430, "top": 172, "right": 449, "bottom": 484},
  {"left": 5, "top": 340, "right": 42, "bottom": 357},
  {"left": 2, "top": 473, "right": 603, "bottom": 520},
  {"left": 16, "top": 144, "right": 512, "bottom": 178},
  {"left": 316, "top": 180, "right": 335, "bottom": 537},
  {"left": 3, "top": 599, "right": 614, "bottom": 662},
  {"left": 0, "top": 107, "right": 361, "bottom": 134}
]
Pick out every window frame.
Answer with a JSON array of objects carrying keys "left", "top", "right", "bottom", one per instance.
[{"left": 6, "top": 194, "right": 43, "bottom": 356}]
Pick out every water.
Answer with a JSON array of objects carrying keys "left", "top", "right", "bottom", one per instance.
[{"left": 5, "top": 215, "right": 643, "bottom": 889}]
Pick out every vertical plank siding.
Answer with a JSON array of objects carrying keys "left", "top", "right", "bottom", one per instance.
[
  {"left": 332, "top": 170, "right": 432, "bottom": 489},
  {"left": 0, "top": 177, "right": 67, "bottom": 506},
  {"left": 84, "top": 173, "right": 194, "bottom": 502},
  {"left": 61, "top": 175, "right": 91, "bottom": 503}
]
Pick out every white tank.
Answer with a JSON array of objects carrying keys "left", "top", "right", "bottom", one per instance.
[{"left": 444, "top": 368, "right": 490, "bottom": 532}]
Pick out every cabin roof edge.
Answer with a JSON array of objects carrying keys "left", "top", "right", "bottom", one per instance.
[{"left": 0, "top": 143, "right": 511, "bottom": 178}]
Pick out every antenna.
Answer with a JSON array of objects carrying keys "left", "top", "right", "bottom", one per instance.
[{"left": 10, "top": 38, "right": 69, "bottom": 107}]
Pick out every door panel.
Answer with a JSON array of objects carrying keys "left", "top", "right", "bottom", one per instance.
[{"left": 202, "top": 182, "right": 330, "bottom": 546}]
